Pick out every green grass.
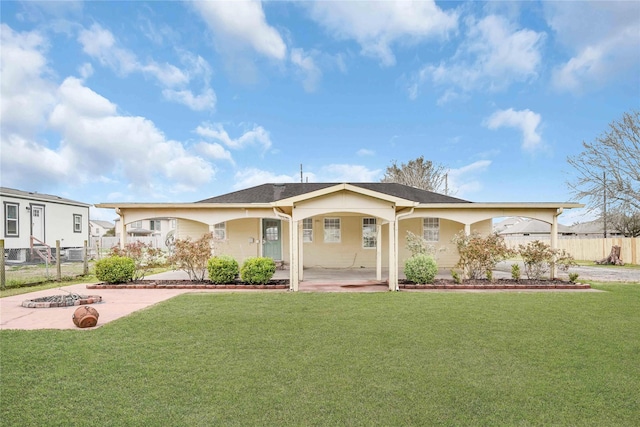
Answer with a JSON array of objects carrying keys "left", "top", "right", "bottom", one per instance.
[
  {"left": 0, "top": 266, "right": 172, "bottom": 298},
  {"left": 575, "top": 260, "right": 640, "bottom": 269},
  {"left": 2, "top": 286, "right": 639, "bottom": 426}
]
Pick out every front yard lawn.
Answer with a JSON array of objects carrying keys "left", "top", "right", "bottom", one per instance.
[{"left": 2, "top": 285, "right": 639, "bottom": 426}]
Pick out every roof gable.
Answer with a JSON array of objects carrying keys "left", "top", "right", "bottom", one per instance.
[{"left": 197, "top": 183, "right": 470, "bottom": 205}]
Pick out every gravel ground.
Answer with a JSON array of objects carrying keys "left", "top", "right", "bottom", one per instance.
[{"left": 495, "top": 261, "right": 640, "bottom": 283}]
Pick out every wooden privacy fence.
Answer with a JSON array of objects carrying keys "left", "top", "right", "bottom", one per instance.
[{"left": 503, "top": 237, "right": 638, "bottom": 264}]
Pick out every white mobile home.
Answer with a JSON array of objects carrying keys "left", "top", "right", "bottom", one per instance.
[{"left": 1, "top": 187, "right": 90, "bottom": 261}]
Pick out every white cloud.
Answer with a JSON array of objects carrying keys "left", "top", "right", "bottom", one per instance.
[
  {"left": 195, "top": 142, "right": 234, "bottom": 163},
  {"left": 195, "top": 123, "right": 272, "bottom": 151},
  {"left": 357, "top": 149, "right": 375, "bottom": 157},
  {"left": 77, "top": 23, "right": 215, "bottom": 110},
  {"left": 409, "top": 14, "right": 544, "bottom": 100},
  {"left": 308, "top": 0, "right": 458, "bottom": 66},
  {"left": 484, "top": 108, "right": 542, "bottom": 151},
  {"left": 0, "top": 24, "right": 56, "bottom": 137},
  {"left": 318, "top": 164, "right": 382, "bottom": 182},
  {"left": 545, "top": 2, "right": 640, "bottom": 93},
  {"left": 190, "top": 0, "right": 286, "bottom": 60},
  {"left": 162, "top": 87, "right": 216, "bottom": 111},
  {"left": 233, "top": 168, "right": 295, "bottom": 190},
  {"left": 290, "top": 48, "right": 322, "bottom": 92},
  {"left": 447, "top": 160, "right": 492, "bottom": 197}
]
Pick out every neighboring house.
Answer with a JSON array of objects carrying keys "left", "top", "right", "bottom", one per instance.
[
  {"left": 90, "top": 220, "right": 115, "bottom": 238},
  {"left": 566, "top": 219, "right": 623, "bottom": 238},
  {"left": 1, "top": 187, "right": 90, "bottom": 262},
  {"left": 97, "top": 182, "right": 581, "bottom": 290},
  {"left": 113, "top": 217, "right": 176, "bottom": 244},
  {"left": 496, "top": 217, "right": 572, "bottom": 237}
]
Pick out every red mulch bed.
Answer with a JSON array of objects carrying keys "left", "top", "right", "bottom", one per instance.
[
  {"left": 87, "top": 279, "right": 289, "bottom": 290},
  {"left": 399, "top": 278, "right": 590, "bottom": 290},
  {"left": 87, "top": 278, "right": 590, "bottom": 290}
]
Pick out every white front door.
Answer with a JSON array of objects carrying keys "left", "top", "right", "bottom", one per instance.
[{"left": 31, "top": 206, "right": 45, "bottom": 242}]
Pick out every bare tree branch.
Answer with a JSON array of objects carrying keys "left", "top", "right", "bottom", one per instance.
[
  {"left": 381, "top": 156, "right": 451, "bottom": 194},
  {"left": 567, "top": 110, "right": 640, "bottom": 212}
]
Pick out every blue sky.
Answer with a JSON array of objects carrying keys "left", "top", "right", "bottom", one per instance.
[{"left": 1, "top": 1, "right": 638, "bottom": 224}]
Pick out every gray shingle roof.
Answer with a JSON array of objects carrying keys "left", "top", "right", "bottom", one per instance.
[
  {"left": 0, "top": 187, "right": 89, "bottom": 207},
  {"left": 197, "top": 183, "right": 470, "bottom": 204}
]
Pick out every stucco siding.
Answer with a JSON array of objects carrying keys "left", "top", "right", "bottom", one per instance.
[
  {"left": 175, "top": 219, "right": 208, "bottom": 240},
  {"left": 301, "top": 215, "right": 382, "bottom": 268},
  {"left": 396, "top": 217, "right": 491, "bottom": 269},
  {"left": 215, "top": 218, "right": 261, "bottom": 262}
]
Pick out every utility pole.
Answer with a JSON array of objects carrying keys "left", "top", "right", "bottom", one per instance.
[
  {"left": 444, "top": 173, "right": 448, "bottom": 195},
  {"left": 300, "top": 164, "right": 303, "bottom": 183},
  {"left": 603, "top": 172, "right": 607, "bottom": 238}
]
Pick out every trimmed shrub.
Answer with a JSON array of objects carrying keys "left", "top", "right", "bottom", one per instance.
[
  {"left": 451, "top": 269, "right": 462, "bottom": 284},
  {"left": 452, "top": 232, "right": 514, "bottom": 280},
  {"left": 404, "top": 254, "right": 438, "bottom": 284},
  {"left": 240, "top": 257, "right": 276, "bottom": 285},
  {"left": 518, "top": 240, "right": 576, "bottom": 280},
  {"left": 110, "top": 241, "right": 165, "bottom": 281},
  {"left": 95, "top": 256, "right": 135, "bottom": 284},
  {"left": 511, "top": 264, "right": 521, "bottom": 281},
  {"left": 207, "top": 256, "right": 239, "bottom": 284}
]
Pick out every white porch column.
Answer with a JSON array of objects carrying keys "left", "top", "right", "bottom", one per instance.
[
  {"left": 291, "top": 219, "right": 299, "bottom": 291},
  {"left": 550, "top": 214, "right": 558, "bottom": 279},
  {"left": 118, "top": 210, "right": 126, "bottom": 249},
  {"left": 376, "top": 224, "right": 382, "bottom": 281},
  {"left": 388, "top": 220, "right": 397, "bottom": 291},
  {"left": 208, "top": 224, "right": 217, "bottom": 256},
  {"left": 298, "top": 220, "right": 304, "bottom": 282},
  {"left": 464, "top": 223, "right": 471, "bottom": 236}
]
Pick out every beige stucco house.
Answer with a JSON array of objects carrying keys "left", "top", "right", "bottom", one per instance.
[{"left": 96, "top": 183, "right": 582, "bottom": 290}]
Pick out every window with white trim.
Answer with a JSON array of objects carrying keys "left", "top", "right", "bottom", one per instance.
[
  {"left": 324, "top": 218, "right": 340, "bottom": 243},
  {"left": 150, "top": 220, "right": 161, "bottom": 231},
  {"left": 214, "top": 222, "right": 226, "bottom": 240},
  {"left": 362, "top": 217, "right": 377, "bottom": 248},
  {"left": 423, "top": 218, "right": 439, "bottom": 242},
  {"left": 4, "top": 202, "right": 19, "bottom": 237},
  {"left": 73, "top": 214, "right": 82, "bottom": 233},
  {"left": 131, "top": 221, "right": 142, "bottom": 229},
  {"left": 302, "top": 218, "right": 313, "bottom": 243}
]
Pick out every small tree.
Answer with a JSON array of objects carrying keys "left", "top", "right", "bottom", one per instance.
[
  {"left": 168, "top": 233, "right": 215, "bottom": 281},
  {"left": 405, "top": 231, "right": 436, "bottom": 257},
  {"left": 110, "top": 241, "right": 164, "bottom": 281},
  {"left": 518, "top": 240, "right": 576, "bottom": 280},
  {"left": 452, "top": 231, "right": 514, "bottom": 280}
]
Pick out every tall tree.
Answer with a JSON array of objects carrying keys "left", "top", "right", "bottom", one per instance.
[
  {"left": 567, "top": 110, "right": 640, "bottom": 213},
  {"left": 607, "top": 207, "right": 640, "bottom": 237},
  {"left": 381, "top": 156, "right": 451, "bottom": 194}
]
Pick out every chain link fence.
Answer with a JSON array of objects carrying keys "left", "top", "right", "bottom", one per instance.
[{"left": 2, "top": 243, "right": 90, "bottom": 290}]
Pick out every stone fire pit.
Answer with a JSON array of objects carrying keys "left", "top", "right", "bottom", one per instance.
[{"left": 22, "top": 293, "right": 102, "bottom": 308}]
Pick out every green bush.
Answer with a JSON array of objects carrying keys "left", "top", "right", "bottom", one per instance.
[
  {"left": 95, "top": 256, "right": 135, "bottom": 284},
  {"left": 451, "top": 269, "right": 462, "bottom": 284},
  {"left": 240, "top": 257, "right": 276, "bottom": 285},
  {"left": 511, "top": 264, "right": 521, "bottom": 281},
  {"left": 404, "top": 254, "right": 438, "bottom": 284},
  {"left": 207, "top": 256, "right": 239, "bottom": 284}
]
